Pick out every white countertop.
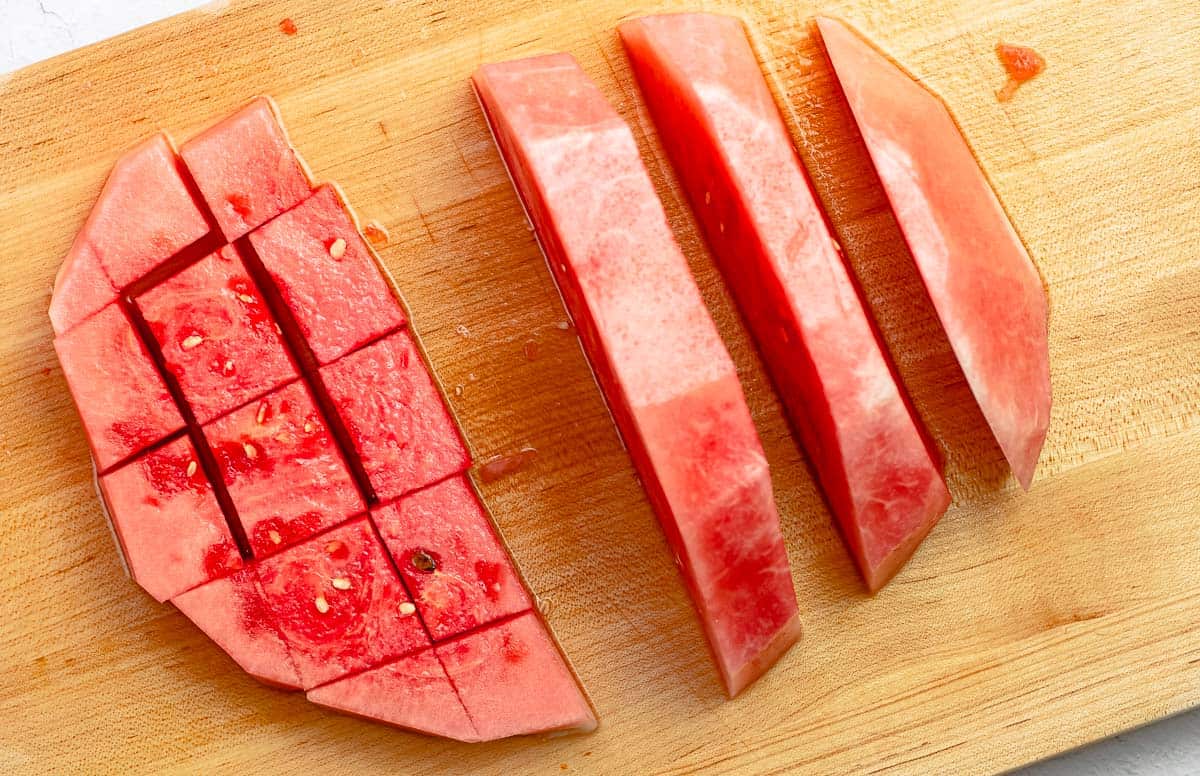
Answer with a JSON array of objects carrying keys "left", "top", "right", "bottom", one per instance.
[{"left": 3, "top": 0, "right": 1197, "bottom": 772}]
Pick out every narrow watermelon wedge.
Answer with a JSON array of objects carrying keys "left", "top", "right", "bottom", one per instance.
[
  {"left": 817, "top": 17, "right": 1052, "bottom": 489},
  {"left": 619, "top": 13, "right": 950, "bottom": 592},
  {"left": 49, "top": 133, "right": 210, "bottom": 334},
  {"left": 307, "top": 647, "right": 478, "bottom": 741},
  {"left": 180, "top": 97, "right": 312, "bottom": 241},
  {"left": 437, "top": 612, "right": 595, "bottom": 739},
  {"left": 99, "top": 434, "right": 242, "bottom": 602},
  {"left": 248, "top": 185, "right": 406, "bottom": 366},
  {"left": 172, "top": 566, "right": 301, "bottom": 689},
  {"left": 55, "top": 303, "right": 185, "bottom": 472},
  {"left": 203, "top": 380, "right": 364, "bottom": 557},
  {"left": 473, "top": 54, "right": 801, "bottom": 696},
  {"left": 319, "top": 331, "right": 469, "bottom": 504},
  {"left": 372, "top": 477, "right": 531, "bottom": 641},
  {"left": 136, "top": 245, "right": 299, "bottom": 425},
  {"left": 257, "top": 517, "right": 429, "bottom": 689}
]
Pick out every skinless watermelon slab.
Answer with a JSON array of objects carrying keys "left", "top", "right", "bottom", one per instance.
[
  {"left": 372, "top": 477, "right": 531, "bottom": 642},
  {"left": 619, "top": 13, "right": 951, "bottom": 592},
  {"left": 203, "top": 380, "right": 364, "bottom": 558},
  {"left": 248, "top": 185, "right": 406, "bottom": 366},
  {"left": 307, "top": 647, "right": 478, "bottom": 741},
  {"left": 136, "top": 244, "right": 299, "bottom": 425},
  {"left": 437, "top": 612, "right": 596, "bottom": 739},
  {"left": 171, "top": 566, "right": 301, "bottom": 689},
  {"left": 54, "top": 303, "right": 185, "bottom": 472},
  {"left": 256, "top": 517, "right": 429, "bottom": 689},
  {"left": 473, "top": 54, "right": 801, "bottom": 697},
  {"left": 319, "top": 331, "right": 470, "bottom": 504},
  {"left": 99, "top": 434, "right": 242, "bottom": 602},
  {"left": 817, "top": 17, "right": 1052, "bottom": 489},
  {"left": 180, "top": 97, "right": 312, "bottom": 241}
]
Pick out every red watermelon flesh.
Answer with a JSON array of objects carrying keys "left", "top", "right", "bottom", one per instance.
[
  {"left": 181, "top": 97, "right": 312, "bottom": 241},
  {"left": 307, "top": 647, "right": 478, "bottom": 741},
  {"left": 55, "top": 303, "right": 185, "bottom": 472},
  {"left": 99, "top": 434, "right": 242, "bottom": 602},
  {"left": 48, "top": 244, "right": 117, "bottom": 338},
  {"left": 438, "top": 612, "right": 596, "bottom": 739},
  {"left": 619, "top": 13, "right": 950, "bottom": 591},
  {"left": 372, "top": 477, "right": 530, "bottom": 642},
  {"left": 203, "top": 380, "right": 364, "bottom": 558},
  {"left": 136, "top": 244, "right": 299, "bottom": 425},
  {"left": 172, "top": 566, "right": 301, "bottom": 689},
  {"left": 256, "top": 517, "right": 429, "bottom": 689},
  {"left": 248, "top": 185, "right": 405, "bottom": 365},
  {"left": 473, "top": 54, "right": 801, "bottom": 697},
  {"left": 319, "top": 331, "right": 470, "bottom": 504},
  {"left": 817, "top": 17, "right": 1051, "bottom": 490}
]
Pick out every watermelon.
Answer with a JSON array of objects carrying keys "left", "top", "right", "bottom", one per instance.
[
  {"left": 203, "top": 380, "right": 364, "bottom": 557},
  {"left": 372, "top": 477, "right": 530, "bottom": 641},
  {"left": 99, "top": 434, "right": 241, "bottom": 602},
  {"left": 248, "top": 185, "right": 406, "bottom": 365},
  {"left": 136, "top": 244, "right": 300, "bottom": 425},
  {"left": 49, "top": 133, "right": 210, "bottom": 334},
  {"left": 619, "top": 13, "right": 950, "bottom": 591},
  {"left": 319, "top": 331, "right": 470, "bottom": 503},
  {"left": 817, "top": 17, "right": 1051, "bottom": 489},
  {"left": 473, "top": 54, "right": 801, "bottom": 696},
  {"left": 54, "top": 303, "right": 185, "bottom": 472},
  {"left": 180, "top": 97, "right": 312, "bottom": 240}
]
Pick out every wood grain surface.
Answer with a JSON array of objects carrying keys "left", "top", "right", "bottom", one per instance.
[{"left": 1, "top": 0, "right": 1198, "bottom": 773}]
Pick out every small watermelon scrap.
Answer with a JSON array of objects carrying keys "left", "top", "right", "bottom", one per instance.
[
  {"left": 99, "top": 434, "right": 242, "bottom": 602},
  {"left": 54, "top": 303, "right": 185, "bottom": 472},
  {"left": 181, "top": 97, "right": 312, "bottom": 240},
  {"left": 203, "top": 380, "right": 364, "bottom": 558},
  {"left": 248, "top": 185, "right": 406, "bottom": 365}
]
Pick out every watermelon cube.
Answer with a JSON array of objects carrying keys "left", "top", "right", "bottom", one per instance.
[
  {"left": 203, "top": 380, "right": 364, "bottom": 558},
  {"left": 372, "top": 477, "right": 530, "bottom": 641},
  {"left": 619, "top": 13, "right": 950, "bottom": 591},
  {"left": 437, "top": 612, "right": 595, "bottom": 739},
  {"left": 172, "top": 566, "right": 301, "bottom": 689},
  {"left": 54, "top": 303, "right": 185, "bottom": 472},
  {"left": 248, "top": 185, "right": 405, "bottom": 365},
  {"left": 48, "top": 245, "right": 118, "bottom": 338},
  {"left": 257, "top": 517, "right": 429, "bottom": 688},
  {"left": 136, "top": 245, "right": 299, "bottom": 424},
  {"left": 319, "top": 331, "right": 469, "bottom": 503},
  {"left": 181, "top": 97, "right": 312, "bottom": 240},
  {"left": 99, "top": 435, "right": 242, "bottom": 602},
  {"left": 307, "top": 647, "right": 478, "bottom": 741},
  {"left": 817, "top": 17, "right": 1051, "bottom": 489}
]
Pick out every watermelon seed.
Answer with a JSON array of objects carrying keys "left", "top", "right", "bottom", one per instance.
[
  {"left": 411, "top": 551, "right": 437, "bottom": 573},
  {"left": 223, "top": 359, "right": 235, "bottom": 375},
  {"left": 398, "top": 602, "right": 416, "bottom": 617},
  {"left": 331, "top": 577, "right": 352, "bottom": 590},
  {"left": 182, "top": 335, "right": 204, "bottom": 350},
  {"left": 328, "top": 238, "right": 347, "bottom": 259},
  {"left": 268, "top": 530, "right": 282, "bottom": 545},
  {"left": 243, "top": 442, "right": 259, "bottom": 459},
  {"left": 256, "top": 403, "right": 268, "bottom": 425},
  {"left": 314, "top": 595, "right": 330, "bottom": 614},
  {"left": 304, "top": 421, "right": 315, "bottom": 433},
  {"left": 185, "top": 460, "right": 198, "bottom": 477},
  {"left": 237, "top": 293, "right": 255, "bottom": 304}
]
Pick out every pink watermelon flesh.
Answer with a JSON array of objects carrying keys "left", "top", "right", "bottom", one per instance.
[
  {"left": 257, "top": 517, "right": 429, "bottom": 689},
  {"left": 99, "top": 435, "right": 242, "bottom": 602},
  {"left": 620, "top": 13, "right": 951, "bottom": 592},
  {"left": 473, "top": 54, "right": 801, "bottom": 697},
  {"left": 372, "top": 477, "right": 531, "bottom": 642},
  {"left": 319, "top": 331, "right": 469, "bottom": 503},
  {"left": 437, "top": 612, "right": 595, "bottom": 739},
  {"left": 136, "top": 244, "right": 299, "bottom": 425},
  {"left": 203, "top": 380, "right": 364, "bottom": 558},
  {"left": 54, "top": 303, "right": 186, "bottom": 472},
  {"left": 817, "top": 17, "right": 1051, "bottom": 490},
  {"left": 180, "top": 97, "right": 312, "bottom": 241},
  {"left": 307, "top": 647, "right": 478, "bottom": 741},
  {"left": 171, "top": 566, "right": 301, "bottom": 689},
  {"left": 248, "top": 185, "right": 406, "bottom": 365},
  {"left": 48, "top": 243, "right": 118, "bottom": 337}
]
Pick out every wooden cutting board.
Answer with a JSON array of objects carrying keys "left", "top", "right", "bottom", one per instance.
[{"left": 1, "top": 0, "right": 1197, "bottom": 773}]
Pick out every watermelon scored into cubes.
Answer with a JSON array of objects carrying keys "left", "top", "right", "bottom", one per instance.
[
  {"left": 473, "top": 54, "right": 801, "bottom": 696},
  {"left": 619, "top": 13, "right": 950, "bottom": 591},
  {"left": 49, "top": 98, "right": 594, "bottom": 741},
  {"left": 817, "top": 17, "right": 1052, "bottom": 489}
]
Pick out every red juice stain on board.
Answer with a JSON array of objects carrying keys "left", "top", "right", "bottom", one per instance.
[
  {"left": 363, "top": 221, "right": 390, "bottom": 248},
  {"left": 996, "top": 43, "right": 1045, "bottom": 102},
  {"left": 477, "top": 448, "right": 537, "bottom": 484},
  {"left": 279, "top": 18, "right": 298, "bottom": 36}
]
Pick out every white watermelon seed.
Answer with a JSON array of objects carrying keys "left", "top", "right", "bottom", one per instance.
[
  {"left": 398, "top": 602, "right": 416, "bottom": 616},
  {"left": 329, "top": 238, "right": 347, "bottom": 259},
  {"left": 182, "top": 335, "right": 204, "bottom": 350},
  {"left": 331, "top": 577, "right": 352, "bottom": 590},
  {"left": 314, "top": 595, "right": 330, "bottom": 614},
  {"left": 185, "top": 460, "right": 198, "bottom": 477}
]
